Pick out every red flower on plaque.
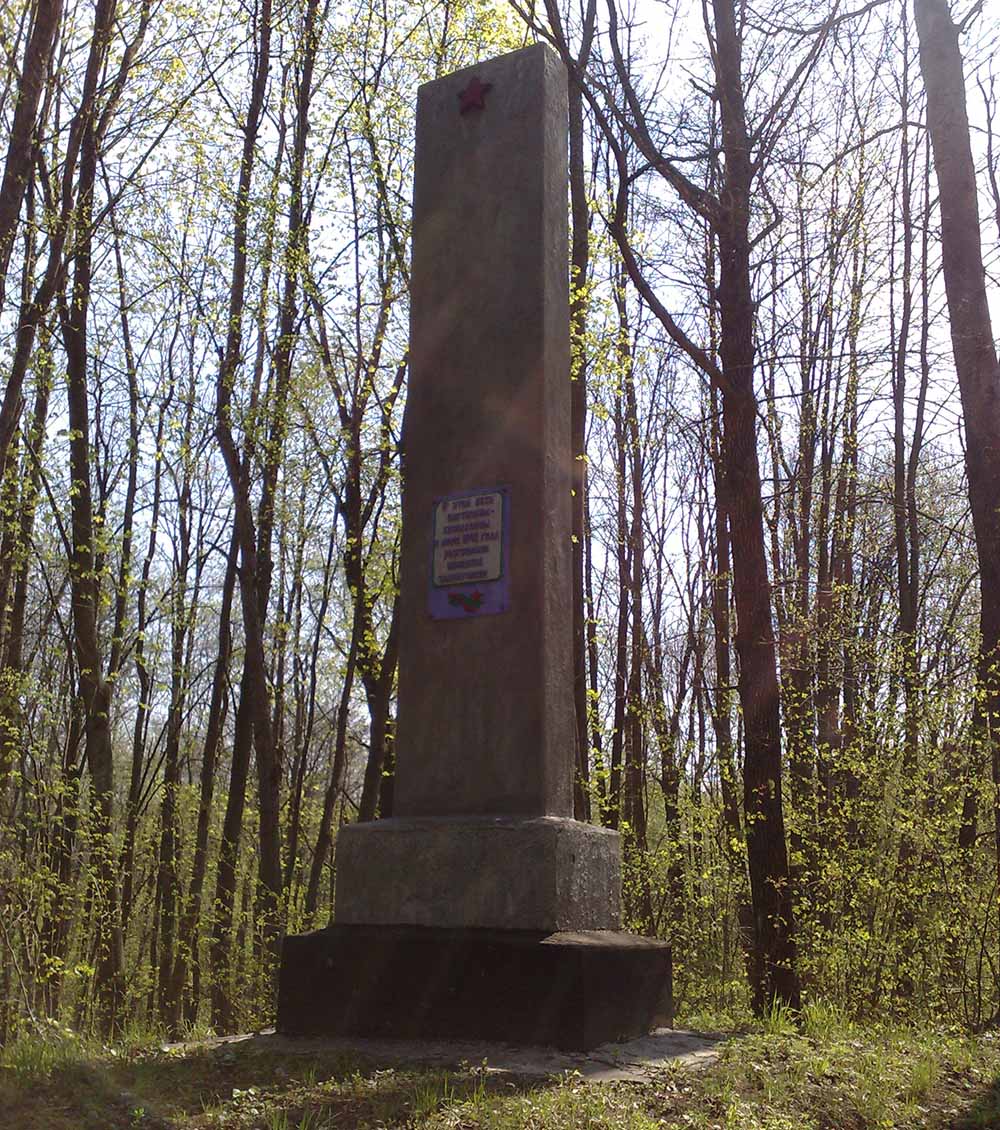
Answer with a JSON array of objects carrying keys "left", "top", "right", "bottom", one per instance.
[
  {"left": 458, "top": 77, "right": 492, "bottom": 114},
  {"left": 448, "top": 590, "right": 485, "bottom": 613}
]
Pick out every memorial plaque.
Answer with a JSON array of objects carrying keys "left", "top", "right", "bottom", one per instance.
[{"left": 429, "top": 486, "right": 509, "bottom": 619}]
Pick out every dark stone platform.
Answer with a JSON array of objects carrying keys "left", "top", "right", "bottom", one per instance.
[{"left": 276, "top": 925, "right": 672, "bottom": 1051}]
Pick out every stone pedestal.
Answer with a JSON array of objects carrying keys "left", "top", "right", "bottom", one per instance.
[
  {"left": 335, "top": 817, "right": 620, "bottom": 931},
  {"left": 276, "top": 43, "right": 671, "bottom": 1049},
  {"left": 277, "top": 927, "right": 673, "bottom": 1051}
]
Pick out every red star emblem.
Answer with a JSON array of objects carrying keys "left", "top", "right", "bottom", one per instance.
[{"left": 458, "top": 77, "right": 492, "bottom": 114}]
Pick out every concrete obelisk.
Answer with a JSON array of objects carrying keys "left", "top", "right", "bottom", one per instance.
[
  {"left": 278, "top": 43, "right": 671, "bottom": 1050},
  {"left": 335, "top": 41, "right": 619, "bottom": 931}
]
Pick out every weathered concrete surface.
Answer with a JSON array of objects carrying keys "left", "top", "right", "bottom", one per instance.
[
  {"left": 394, "top": 41, "right": 575, "bottom": 819},
  {"left": 335, "top": 817, "right": 620, "bottom": 930},
  {"left": 172, "top": 1028, "right": 724, "bottom": 1083}
]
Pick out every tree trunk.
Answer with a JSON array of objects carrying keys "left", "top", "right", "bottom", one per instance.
[
  {"left": 913, "top": 0, "right": 1000, "bottom": 1020},
  {"left": 0, "top": 0, "right": 62, "bottom": 309},
  {"left": 210, "top": 670, "right": 254, "bottom": 1032},
  {"left": 57, "top": 1, "right": 125, "bottom": 1026},
  {"left": 157, "top": 442, "right": 193, "bottom": 1026},
  {"left": 305, "top": 544, "right": 361, "bottom": 919},
  {"left": 212, "top": 0, "right": 281, "bottom": 980},
  {"left": 543, "top": 0, "right": 597, "bottom": 822},
  {"left": 357, "top": 597, "right": 400, "bottom": 822},
  {"left": 713, "top": 0, "right": 800, "bottom": 1014},
  {"left": 169, "top": 530, "right": 238, "bottom": 1033}
]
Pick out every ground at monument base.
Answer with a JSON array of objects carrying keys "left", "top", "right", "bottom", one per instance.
[
  {"left": 187, "top": 1025, "right": 721, "bottom": 1082},
  {"left": 277, "top": 924, "right": 672, "bottom": 1050},
  {"left": 6, "top": 1020, "right": 1000, "bottom": 1129}
]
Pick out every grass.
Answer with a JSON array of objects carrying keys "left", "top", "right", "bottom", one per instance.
[{"left": 2, "top": 1018, "right": 1000, "bottom": 1128}]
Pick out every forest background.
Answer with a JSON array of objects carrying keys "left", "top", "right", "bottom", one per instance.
[{"left": 0, "top": 0, "right": 999, "bottom": 1044}]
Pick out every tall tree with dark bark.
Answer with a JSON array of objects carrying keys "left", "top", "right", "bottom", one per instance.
[
  {"left": 210, "top": 0, "right": 277, "bottom": 1031},
  {"left": 0, "top": 0, "right": 62, "bottom": 314},
  {"left": 526, "top": 0, "right": 820, "bottom": 1011},
  {"left": 913, "top": 0, "right": 1000, "bottom": 1020}
]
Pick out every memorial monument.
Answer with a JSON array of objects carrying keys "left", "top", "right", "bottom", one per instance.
[{"left": 277, "top": 42, "right": 672, "bottom": 1050}]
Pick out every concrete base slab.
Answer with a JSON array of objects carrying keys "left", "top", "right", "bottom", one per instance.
[
  {"left": 277, "top": 925, "right": 671, "bottom": 1051},
  {"left": 334, "top": 816, "right": 621, "bottom": 931},
  {"left": 175, "top": 1027, "right": 723, "bottom": 1083}
]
